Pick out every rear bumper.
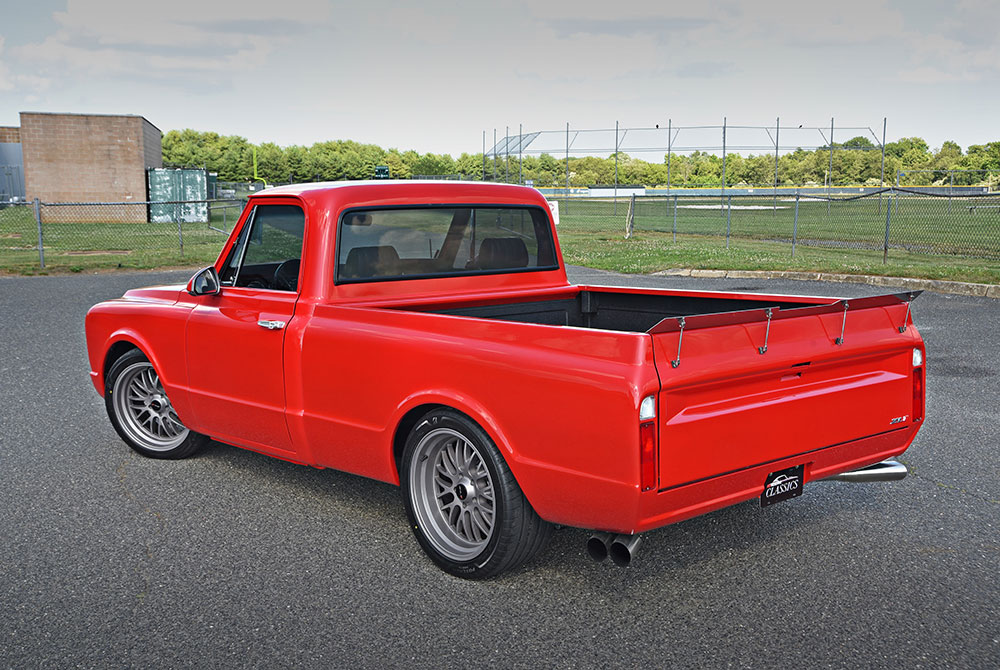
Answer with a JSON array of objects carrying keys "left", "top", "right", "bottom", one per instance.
[{"left": 632, "top": 424, "right": 919, "bottom": 534}]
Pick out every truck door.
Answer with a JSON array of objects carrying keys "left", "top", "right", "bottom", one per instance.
[{"left": 185, "top": 200, "right": 306, "bottom": 457}]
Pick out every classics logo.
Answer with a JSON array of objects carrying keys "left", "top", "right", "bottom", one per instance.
[{"left": 764, "top": 473, "right": 800, "bottom": 498}]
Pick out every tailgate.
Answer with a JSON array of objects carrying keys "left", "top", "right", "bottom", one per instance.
[{"left": 649, "top": 293, "right": 922, "bottom": 491}]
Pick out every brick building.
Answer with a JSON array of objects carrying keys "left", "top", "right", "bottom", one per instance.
[
  {"left": 3, "top": 112, "right": 162, "bottom": 222},
  {"left": 0, "top": 126, "right": 20, "bottom": 143}
]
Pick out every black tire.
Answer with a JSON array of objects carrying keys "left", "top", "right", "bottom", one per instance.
[
  {"left": 401, "top": 408, "right": 552, "bottom": 579},
  {"left": 104, "top": 349, "right": 209, "bottom": 459}
]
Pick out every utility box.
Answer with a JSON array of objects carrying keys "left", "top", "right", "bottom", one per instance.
[
  {"left": 148, "top": 168, "right": 208, "bottom": 223},
  {"left": 0, "top": 126, "right": 24, "bottom": 202}
]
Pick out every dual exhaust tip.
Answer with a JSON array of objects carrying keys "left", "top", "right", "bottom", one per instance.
[
  {"left": 587, "top": 532, "right": 641, "bottom": 567},
  {"left": 585, "top": 460, "right": 907, "bottom": 567}
]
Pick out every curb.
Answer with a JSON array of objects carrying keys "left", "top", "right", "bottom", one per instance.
[{"left": 651, "top": 268, "right": 1000, "bottom": 299}]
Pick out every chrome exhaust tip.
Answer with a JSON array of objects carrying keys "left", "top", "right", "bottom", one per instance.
[
  {"left": 822, "top": 459, "right": 908, "bottom": 483},
  {"left": 587, "top": 532, "right": 613, "bottom": 562},
  {"left": 609, "top": 534, "right": 642, "bottom": 567}
]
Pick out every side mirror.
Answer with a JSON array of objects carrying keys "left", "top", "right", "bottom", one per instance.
[{"left": 187, "top": 266, "right": 221, "bottom": 296}]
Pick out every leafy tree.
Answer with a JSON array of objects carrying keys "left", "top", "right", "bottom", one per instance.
[
  {"left": 843, "top": 136, "right": 875, "bottom": 149},
  {"left": 455, "top": 152, "right": 484, "bottom": 180},
  {"left": 162, "top": 129, "right": 993, "bottom": 189}
]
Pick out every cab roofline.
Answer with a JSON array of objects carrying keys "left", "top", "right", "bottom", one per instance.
[{"left": 253, "top": 180, "right": 540, "bottom": 199}]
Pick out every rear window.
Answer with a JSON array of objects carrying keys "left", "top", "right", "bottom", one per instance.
[{"left": 336, "top": 206, "right": 557, "bottom": 283}]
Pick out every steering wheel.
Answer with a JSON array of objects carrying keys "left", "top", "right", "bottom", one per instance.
[{"left": 273, "top": 259, "right": 301, "bottom": 292}]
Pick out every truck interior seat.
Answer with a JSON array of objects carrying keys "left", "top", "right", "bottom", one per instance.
[
  {"left": 343, "top": 245, "right": 401, "bottom": 279},
  {"left": 477, "top": 238, "right": 528, "bottom": 270}
]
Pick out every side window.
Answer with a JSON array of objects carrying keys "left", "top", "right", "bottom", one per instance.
[{"left": 219, "top": 204, "right": 305, "bottom": 291}]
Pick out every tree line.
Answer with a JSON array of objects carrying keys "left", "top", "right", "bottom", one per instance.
[{"left": 162, "top": 129, "right": 1000, "bottom": 188}]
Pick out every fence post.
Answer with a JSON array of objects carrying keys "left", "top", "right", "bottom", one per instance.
[
  {"left": 505, "top": 125, "right": 509, "bottom": 183},
  {"left": 672, "top": 194, "right": 678, "bottom": 243},
  {"left": 33, "top": 198, "right": 45, "bottom": 269},
  {"left": 949, "top": 172, "right": 953, "bottom": 215},
  {"left": 827, "top": 117, "right": 834, "bottom": 216},
  {"left": 177, "top": 218, "right": 185, "bottom": 257},
  {"left": 725, "top": 194, "right": 732, "bottom": 249},
  {"left": 614, "top": 120, "right": 619, "bottom": 215},
  {"left": 792, "top": 194, "right": 800, "bottom": 258},
  {"left": 565, "top": 122, "right": 570, "bottom": 189},
  {"left": 882, "top": 194, "right": 893, "bottom": 264},
  {"left": 625, "top": 193, "right": 636, "bottom": 238}
]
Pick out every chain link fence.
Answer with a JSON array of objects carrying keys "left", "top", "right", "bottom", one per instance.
[
  {"left": 554, "top": 188, "right": 1000, "bottom": 262},
  {"left": 3, "top": 190, "right": 998, "bottom": 275},
  {"left": 0, "top": 199, "right": 245, "bottom": 272}
]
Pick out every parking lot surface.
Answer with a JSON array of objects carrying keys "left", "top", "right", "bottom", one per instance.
[{"left": 1, "top": 267, "right": 997, "bottom": 669}]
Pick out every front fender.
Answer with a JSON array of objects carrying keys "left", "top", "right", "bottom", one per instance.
[{"left": 85, "top": 301, "right": 196, "bottom": 428}]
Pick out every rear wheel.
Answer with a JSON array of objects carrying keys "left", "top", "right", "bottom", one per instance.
[
  {"left": 105, "top": 349, "right": 209, "bottom": 459},
  {"left": 401, "top": 409, "right": 552, "bottom": 579}
]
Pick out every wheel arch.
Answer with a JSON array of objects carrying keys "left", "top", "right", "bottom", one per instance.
[
  {"left": 100, "top": 330, "right": 177, "bottom": 396},
  {"left": 389, "top": 394, "right": 520, "bottom": 486},
  {"left": 103, "top": 339, "right": 142, "bottom": 383}
]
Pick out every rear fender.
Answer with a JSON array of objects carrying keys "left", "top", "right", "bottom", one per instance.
[{"left": 390, "top": 390, "right": 519, "bottom": 485}]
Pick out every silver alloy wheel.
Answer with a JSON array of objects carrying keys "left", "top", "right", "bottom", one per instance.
[
  {"left": 409, "top": 427, "right": 497, "bottom": 562},
  {"left": 112, "top": 362, "right": 189, "bottom": 451}
]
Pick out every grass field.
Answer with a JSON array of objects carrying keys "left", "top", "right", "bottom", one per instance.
[
  {"left": 561, "top": 194, "right": 1000, "bottom": 256},
  {"left": 2, "top": 194, "right": 998, "bottom": 283},
  {"left": 558, "top": 232, "right": 1000, "bottom": 284},
  {"left": 0, "top": 203, "right": 235, "bottom": 274},
  {"left": 554, "top": 194, "right": 1000, "bottom": 284}
]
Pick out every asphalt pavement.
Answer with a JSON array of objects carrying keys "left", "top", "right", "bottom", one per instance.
[{"left": 1, "top": 267, "right": 997, "bottom": 669}]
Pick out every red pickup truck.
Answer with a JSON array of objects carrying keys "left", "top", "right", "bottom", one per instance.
[{"left": 86, "top": 181, "right": 925, "bottom": 578}]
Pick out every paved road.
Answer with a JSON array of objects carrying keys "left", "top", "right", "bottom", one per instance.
[{"left": 1, "top": 268, "right": 997, "bottom": 669}]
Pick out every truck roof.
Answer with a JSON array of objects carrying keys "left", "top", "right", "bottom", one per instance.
[{"left": 254, "top": 180, "right": 546, "bottom": 209}]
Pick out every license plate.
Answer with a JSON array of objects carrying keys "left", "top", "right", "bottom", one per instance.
[{"left": 761, "top": 464, "right": 805, "bottom": 507}]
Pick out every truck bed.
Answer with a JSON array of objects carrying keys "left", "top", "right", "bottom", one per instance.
[
  {"left": 413, "top": 286, "right": 832, "bottom": 332},
  {"left": 395, "top": 283, "right": 923, "bottom": 513}
]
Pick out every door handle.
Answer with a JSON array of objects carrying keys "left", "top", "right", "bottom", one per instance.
[{"left": 257, "top": 319, "right": 286, "bottom": 330}]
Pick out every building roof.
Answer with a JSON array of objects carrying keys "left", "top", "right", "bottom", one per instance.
[{"left": 19, "top": 111, "right": 162, "bottom": 134}]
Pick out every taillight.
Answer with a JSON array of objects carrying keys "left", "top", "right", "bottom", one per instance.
[
  {"left": 640, "top": 421, "right": 657, "bottom": 491},
  {"left": 639, "top": 395, "right": 658, "bottom": 491},
  {"left": 913, "top": 367, "right": 924, "bottom": 422}
]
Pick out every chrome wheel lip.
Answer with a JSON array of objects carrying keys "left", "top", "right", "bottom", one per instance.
[
  {"left": 112, "top": 362, "right": 189, "bottom": 452},
  {"left": 409, "top": 427, "right": 497, "bottom": 562}
]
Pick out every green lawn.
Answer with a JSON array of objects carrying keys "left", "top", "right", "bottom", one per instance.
[
  {"left": 555, "top": 195, "right": 1000, "bottom": 284},
  {"left": 0, "top": 203, "right": 237, "bottom": 274},
  {"left": 558, "top": 232, "right": 1000, "bottom": 284},
  {"left": 560, "top": 195, "right": 1000, "bottom": 256},
  {"left": 3, "top": 195, "right": 998, "bottom": 283}
]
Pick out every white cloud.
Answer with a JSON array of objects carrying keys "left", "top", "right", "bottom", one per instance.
[
  {"left": 0, "top": 37, "right": 12, "bottom": 91},
  {"left": 0, "top": 36, "right": 51, "bottom": 94},
  {"left": 13, "top": 0, "right": 331, "bottom": 81},
  {"left": 1, "top": 0, "right": 998, "bottom": 155}
]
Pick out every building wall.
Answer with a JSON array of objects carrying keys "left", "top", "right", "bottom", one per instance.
[
  {"left": 141, "top": 119, "right": 163, "bottom": 171},
  {"left": 20, "top": 112, "right": 163, "bottom": 222},
  {"left": 0, "top": 126, "right": 20, "bottom": 143}
]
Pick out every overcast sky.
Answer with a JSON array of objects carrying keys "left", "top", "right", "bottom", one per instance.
[{"left": 1, "top": 0, "right": 997, "bottom": 158}]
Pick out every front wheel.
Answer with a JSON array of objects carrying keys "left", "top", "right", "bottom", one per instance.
[
  {"left": 105, "top": 349, "right": 209, "bottom": 459},
  {"left": 401, "top": 409, "right": 552, "bottom": 579}
]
